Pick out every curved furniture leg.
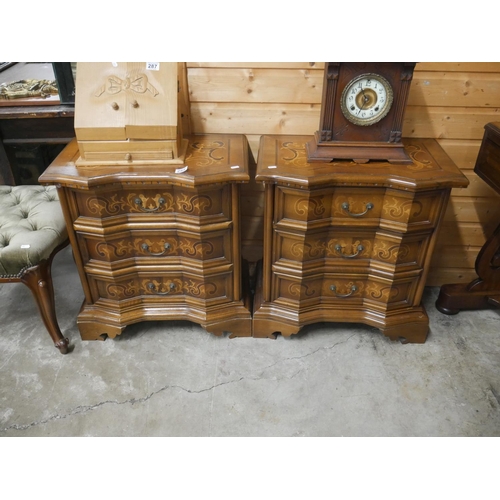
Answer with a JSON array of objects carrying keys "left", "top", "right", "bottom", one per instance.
[
  {"left": 20, "top": 258, "right": 69, "bottom": 354},
  {"left": 436, "top": 222, "right": 500, "bottom": 314}
]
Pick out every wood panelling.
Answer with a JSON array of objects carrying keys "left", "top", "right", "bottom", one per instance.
[{"left": 185, "top": 62, "right": 500, "bottom": 285}]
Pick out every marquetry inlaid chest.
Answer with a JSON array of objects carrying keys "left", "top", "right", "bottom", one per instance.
[
  {"left": 39, "top": 134, "right": 252, "bottom": 340},
  {"left": 253, "top": 135, "right": 469, "bottom": 343}
]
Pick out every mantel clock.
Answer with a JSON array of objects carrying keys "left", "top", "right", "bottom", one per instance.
[{"left": 306, "top": 62, "right": 416, "bottom": 164}]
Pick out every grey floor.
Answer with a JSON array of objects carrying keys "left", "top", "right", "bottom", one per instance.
[{"left": 1, "top": 245, "right": 499, "bottom": 437}]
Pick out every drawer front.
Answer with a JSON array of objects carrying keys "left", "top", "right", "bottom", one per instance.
[
  {"left": 275, "top": 186, "right": 444, "bottom": 231},
  {"left": 275, "top": 229, "right": 373, "bottom": 267},
  {"left": 276, "top": 186, "right": 384, "bottom": 226},
  {"left": 79, "top": 140, "right": 178, "bottom": 162},
  {"left": 89, "top": 271, "right": 232, "bottom": 304},
  {"left": 273, "top": 273, "right": 420, "bottom": 310},
  {"left": 274, "top": 229, "right": 431, "bottom": 273},
  {"left": 77, "top": 229, "right": 232, "bottom": 267},
  {"left": 74, "top": 185, "right": 231, "bottom": 222}
]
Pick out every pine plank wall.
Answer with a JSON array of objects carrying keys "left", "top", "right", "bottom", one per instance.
[{"left": 181, "top": 62, "right": 500, "bottom": 287}]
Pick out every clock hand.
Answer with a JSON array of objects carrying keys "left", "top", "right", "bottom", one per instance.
[{"left": 357, "top": 95, "right": 368, "bottom": 115}]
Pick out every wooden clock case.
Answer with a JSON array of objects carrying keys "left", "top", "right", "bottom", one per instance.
[{"left": 306, "top": 62, "right": 416, "bottom": 164}]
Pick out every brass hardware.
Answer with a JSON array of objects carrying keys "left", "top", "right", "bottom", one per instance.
[
  {"left": 125, "top": 153, "right": 132, "bottom": 161},
  {"left": 330, "top": 284, "right": 358, "bottom": 298},
  {"left": 334, "top": 243, "right": 364, "bottom": 258},
  {"left": 131, "top": 99, "right": 139, "bottom": 108},
  {"left": 341, "top": 202, "right": 374, "bottom": 217},
  {"left": 134, "top": 197, "right": 166, "bottom": 212},
  {"left": 111, "top": 102, "right": 119, "bottom": 110},
  {"left": 147, "top": 282, "right": 176, "bottom": 295},
  {"left": 141, "top": 242, "right": 171, "bottom": 256}
]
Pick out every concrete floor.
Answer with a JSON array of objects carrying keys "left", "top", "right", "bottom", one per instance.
[{"left": 1, "top": 245, "right": 499, "bottom": 437}]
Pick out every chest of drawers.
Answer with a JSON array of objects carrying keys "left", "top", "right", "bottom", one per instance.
[
  {"left": 253, "top": 135, "right": 469, "bottom": 343},
  {"left": 39, "top": 134, "right": 252, "bottom": 340}
]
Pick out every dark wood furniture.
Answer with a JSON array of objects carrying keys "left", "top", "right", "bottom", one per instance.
[
  {"left": 436, "top": 122, "right": 500, "bottom": 314},
  {"left": 0, "top": 63, "right": 75, "bottom": 185},
  {"left": 253, "top": 135, "right": 468, "bottom": 343},
  {"left": 0, "top": 105, "right": 75, "bottom": 185},
  {"left": 39, "top": 135, "right": 253, "bottom": 341}
]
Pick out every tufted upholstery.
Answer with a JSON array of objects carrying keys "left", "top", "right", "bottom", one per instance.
[{"left": 0, "top": 186, "right": 68, "bottom": 276}]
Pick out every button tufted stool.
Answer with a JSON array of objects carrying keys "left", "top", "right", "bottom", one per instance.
[{"left": 0, "top": 185, "right": 70, "bottom": 354}]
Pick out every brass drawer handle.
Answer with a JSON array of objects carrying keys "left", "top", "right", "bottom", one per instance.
[
  {"left": 141, "top": 242, "right": 171, "bottom": 256},
  {"left": 341, "top": 201, "right": 374, "bottom": 217},
  {"left": 134, "top": 197, "right": 165, "bottom": 212},
  {"left": 147, "top": 282, "right": 176, "bottom": 295},
  {"left": 334, "top": 244, "right": 364, "bottom": 259},
  {"left": 330, "top": 284, "right": 358, "bottom": 298}
]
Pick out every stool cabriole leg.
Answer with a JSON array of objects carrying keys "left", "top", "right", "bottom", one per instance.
[{"left": 21, "top": 259, "right": 69, "bottom": 354}]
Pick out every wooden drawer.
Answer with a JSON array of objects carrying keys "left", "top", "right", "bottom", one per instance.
[
  {"left": 77, "top": 228, "right": 232, "bottom": 270},
  {"left": 276, "top": 186, "right": 384, "bottom": 227},
  {"left": 73, "top": 184, "right": 231, "bottom": 223},
  {"left": 273, "top": 228, "right": 432, "bottom": 275},
  {"left": 272, "top": 273, "right": 420, "bottom": 311},
  {"left": 78, "top": 139, "right": 179, "bottom": 162},
  {"left": 88, "top": 270, "right": 233, "bottom": 305},
  {"left": 274, "top": 185, "right": 444, "bottom": 232}
]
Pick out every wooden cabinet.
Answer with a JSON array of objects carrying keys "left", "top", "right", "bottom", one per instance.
[
  {"left": 39, "top": 134, "right": 252, "bottom": 340},
  {"left": 253, "top": 135, "right": 469, "bottom": 343},
  {"left": 436, "top": 122, "right": 500, "bottom": 313}
]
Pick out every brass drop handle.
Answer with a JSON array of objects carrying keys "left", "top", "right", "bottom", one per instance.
[
  {"left": 141, "top": 242, "right": 171, "bottom": 256},
  {"left": 330, "top": 284, "right": 358, "bottom": 298},
  {"left": 147, "top": 282, "right": 176, "bottom": 295},
  {"left": 111, "top": 102, "right": 119, "bottom": 110},
  {"left": 131, "top": 99, "right": 139, "bottom": 108},
  {"left": 334, "top": 244, "right": 364, "bottom": 259},
  {"left": 341, "top": 201, "right": 374, "bottom": 217},
  {"left": 134, "top": 197, "right": 166, "bottom": 212}
]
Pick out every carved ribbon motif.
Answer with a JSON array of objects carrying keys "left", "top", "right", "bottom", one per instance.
[{"left": 95, "top": 74, "right": 159, "bottom": 97}]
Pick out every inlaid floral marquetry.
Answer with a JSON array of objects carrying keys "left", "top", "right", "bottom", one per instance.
[
  {"left": 185, "top": 140, "right": 226, "bottom": 166},
  {"left": 80, "top": 231, "right": 228, "bottom": 264},
  {"left": 93, "top": 273, "right": 230, "bottom": 302},
  {"left": 75, "top": 186, "right": 229, "bottom": 220}
]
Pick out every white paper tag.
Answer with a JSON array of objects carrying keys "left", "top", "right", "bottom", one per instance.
[
  {"left": 268, "top": 165, "right": 277, "bottom": 169},
  {"left": 21, "top": 244, "right": 30, "bottom": 249},
  {"left": 175, "top": 166, "right": 188, "bottom": 174},
  {"left": 230, "top": 165, "right": 240, "bottom": 169},
  {"left": 146, "top": 62, "right": 160, "bottom": 71}
]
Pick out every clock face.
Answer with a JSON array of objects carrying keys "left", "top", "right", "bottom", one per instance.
[{"left": 340, "top": 73, "right": 394, "bottom": 126}]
